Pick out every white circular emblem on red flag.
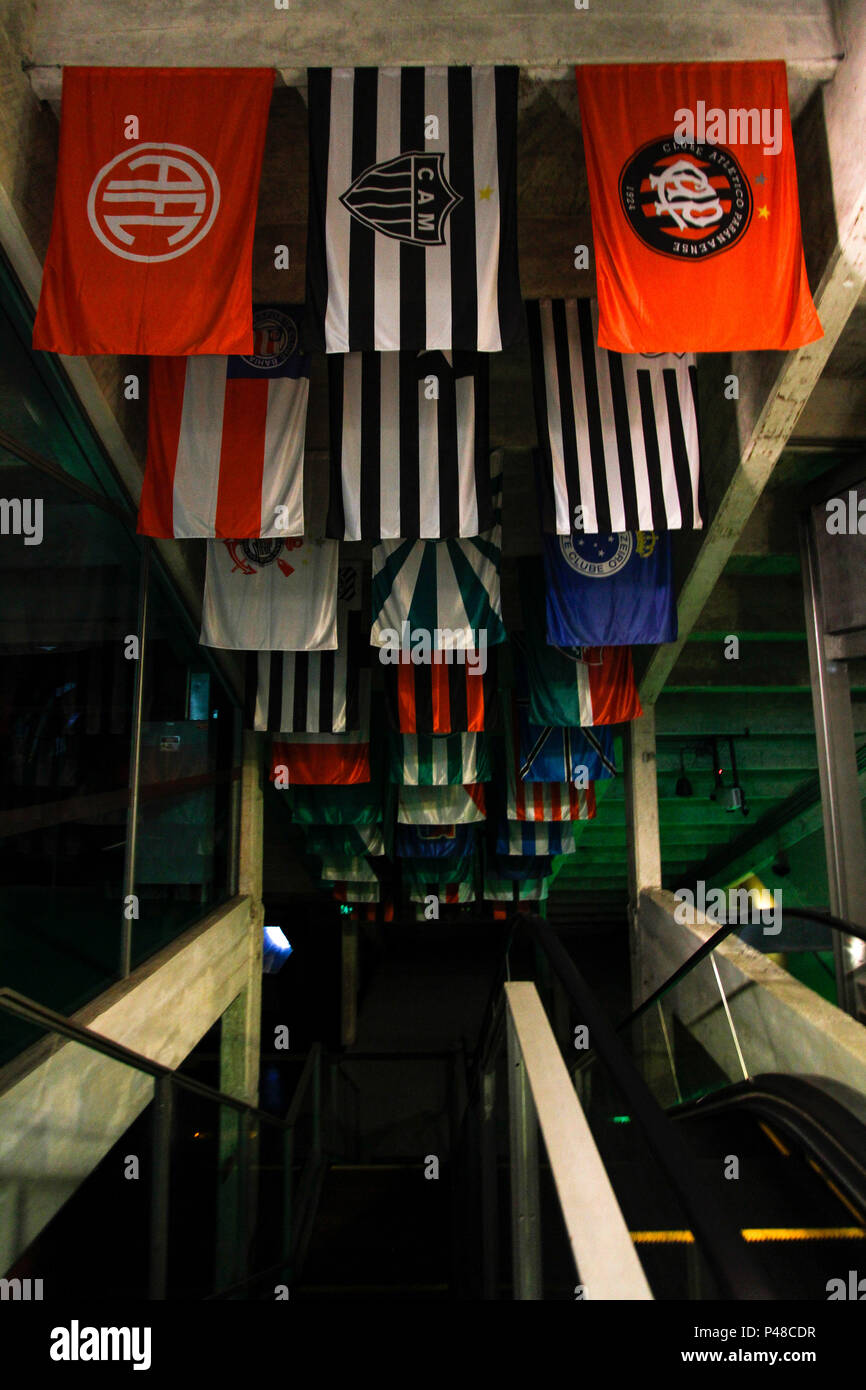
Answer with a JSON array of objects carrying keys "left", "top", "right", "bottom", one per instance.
[{"left": 87, "top": 143, "right": 221, "bottom": 263}]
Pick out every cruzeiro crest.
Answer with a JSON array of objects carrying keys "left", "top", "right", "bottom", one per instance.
[
  {"left": 619, "top": 137, "right": 752, "bottom": 260},
  {"left": 340, "top": 152, "right": 462, "bottom": 246},
  {"left": 561, "top": 532, "right": 634, "bottom": 578}
]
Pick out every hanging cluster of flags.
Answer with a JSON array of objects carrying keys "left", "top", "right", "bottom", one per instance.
[{"left": 31, "top": 59, "right": 821, "bottom": 915}]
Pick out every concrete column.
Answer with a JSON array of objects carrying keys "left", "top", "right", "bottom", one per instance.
[
  {"left": 624, "top": 710, "right": 669, "bottom": 1089},
  {"left": 216, "top": 731, "right": 264, "bottom": 1290},
  {"left": 624, "top": 710, "right": 662, "bottom": 1003}
]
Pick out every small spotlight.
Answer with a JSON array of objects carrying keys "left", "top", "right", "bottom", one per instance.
[{"left": 263, "top": 925, "right": 293, "bottom": 974}]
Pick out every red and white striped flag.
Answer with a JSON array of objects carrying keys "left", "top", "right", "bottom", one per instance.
[{"left": 138, "top": 307, "right": 309, "bottom": 539}]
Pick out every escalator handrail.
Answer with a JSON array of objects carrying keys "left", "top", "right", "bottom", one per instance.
[
  {"left": 479, "top": 914, "right": 777, "bottom": 1299},
  {"left": 669, "top": 1072, "right": 866, "bottom": 1216},
  {"left": 618, "top": 904, "right": 866, "bottom": 1036}
]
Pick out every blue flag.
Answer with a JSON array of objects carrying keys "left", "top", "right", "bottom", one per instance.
[
  {"left": 517, "top": 703, "right": 616, "bottom": 782},
  {"left": 543, "top": 530, "right": 676, "bottom": 647},
  {"left": 395, "top": 823, "right": 476, "bottom": 860},
  {"left": 494, "top": 854, "right": 553, "bottom": 880}
]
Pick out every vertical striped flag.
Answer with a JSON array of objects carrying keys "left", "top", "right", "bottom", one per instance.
[
  {"left": 528, "top": 299, "right": 703, "bottom": 534},
  {"left": 306, "top": 66, "right": 521, "bottom": 353},
  {"left": 387, "top": 730, "right": 491, "bottom": 785},
  {"left": 326, "top": 350, "right": 491, "bottom": 539}
]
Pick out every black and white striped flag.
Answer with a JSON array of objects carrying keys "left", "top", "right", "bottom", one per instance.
[
  {"left": 246, "top": 564, "right": 366, "bottom": 733},
  {"left": 528, "top": 299, "right": 704, "bottom": 533},
  {"left": 326, "top": 350, "right": 492, "bottom": 540},
  {"left": 306, "top": 66, "right": 521, "bottom": 353}
]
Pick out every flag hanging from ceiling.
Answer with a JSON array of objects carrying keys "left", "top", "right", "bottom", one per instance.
[
  {"left": 517, "top": 704, "right": 617, "bottom": 782},
  {"left": 326, "top": 351, "right": 492, "bottom": 540},
  {"left": 200, "top": 538, "right": 338, "bottom": 651},
  {"left": 287, "top": 782, "right": 383, "bottom": 825},
  {"left": 524, "top": 642, "right": 641, "bottom": 728},
  {"left": 306, "top": 66, "right": 521, "bottom": 353},
  {"left": 138, "top": 307, "right": 309, "bottom": 540},
  {"left": 484, "top": 875, "right": 549, "bottom": 902},
  {"left": 317, "top": 853, "right": 378, "bottom": 884},
  {"left": 387, "top": 731, "right": 491, "bottom": 786},
  {"left": 575, "top": 62, "right": 822, "bottom": 353},
  {"left": 270, "top": 683, "right": 370, "bottom": 785},
  {"left": 331, "top": 881, "right": 381, "bottom": 904},
  {"left": 383, "top": 647, "right": 499, "bottom": 734},
  {"left": 395, "top": 823, "right": 475, "bottom": 860},
  {"left": 505, "top": 700, "right": 597, "bottom": 822},
  {"left": 493, "top": 854, "right": 554, "bottom": 880},
  {"left": 541, "top": 529, "right": 676, "bottom": 646},
  {"left": 496, "top": 820, "right": 577, "bottom": 857},
  {"left": 402, "top": 854, "right": 473, "bottom": 884},
  {"left": 371, "top": 457, "right": 505, "bottom": 650},
  {"left": 408, "top": 880, "right": 475, "bottom": 904},
  {"left": 33, "top": 67, "right": 273, "bottom": 356},
  {"left": 304, "top": 823, "right": 385, "bottom": 857},
  {"left": 398, "top": 784, "right": 486, "bottom": 825},
  {"left": 247, "top": 564, "right": 367, "bottom": 732},
  {"left": 528, "top": 302, "right": 703, "bottom": 534}
]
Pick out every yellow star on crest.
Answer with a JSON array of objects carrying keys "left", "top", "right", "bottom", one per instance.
[
  {"left": 478, "top": 185, "right": 494, "bottom": 200},
  {"left": 757, "top": 205, "right": 770, "bottom": 220}
]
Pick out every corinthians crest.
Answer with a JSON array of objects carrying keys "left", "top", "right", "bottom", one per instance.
[{"left": 340, "top": 152, "right": 462, "bottom": 246}]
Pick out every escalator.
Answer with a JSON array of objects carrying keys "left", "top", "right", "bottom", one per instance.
[{"left": 582, "top": 1059, "right": 866, "bottom": 1300}]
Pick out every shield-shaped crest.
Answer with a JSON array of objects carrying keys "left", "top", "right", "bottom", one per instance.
[{"left": 340, "top": 151, "right": 462, "bottom": 246}]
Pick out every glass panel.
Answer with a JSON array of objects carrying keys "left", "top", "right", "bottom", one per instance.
[
  {"left": 0, "top": 456, "right": 141, "bottom": 1060},
  {"left": 133, "top": 568, "right": 239, "bottom": 945}
]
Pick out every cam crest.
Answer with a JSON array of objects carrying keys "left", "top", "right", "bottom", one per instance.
[{"left": 340, "top": 152, "right": 462, "bottom": 246}]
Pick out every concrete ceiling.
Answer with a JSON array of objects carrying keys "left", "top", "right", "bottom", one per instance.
[{"left": 20, "top": 0, "right": 866, "bottom": 914}]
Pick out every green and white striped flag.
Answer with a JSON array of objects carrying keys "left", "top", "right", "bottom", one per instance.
[
  {"left": 401, "top": 855, "right": 474, "bottom": 884},
  {"left": 398, "top": 783, "right": 486, "bottom": 825},
  {"left": 370, "top": 455, "right": 505, "bottom": 652},
  {"left": 304, "top": 824, "right": 385, "bottom": 857},
  {"left": 318, "top": 853, "right": 378, "bottom": 884},
  {"left": 387, "top": 730, "right": 491, "bottom": 786}
]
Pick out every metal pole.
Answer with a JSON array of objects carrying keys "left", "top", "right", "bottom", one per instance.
[
  {"left": 506, "top": 1008, "right": 542, "bottom": 1300},
  {"left": 120, "top": 539, "right": 151, "bottom": 979},
  {"left": 800, "top": 515, "right": 866, "bottom": 1014},
  {"left": 148, "top": 1073, "right": 173, "bottom": 1300}
]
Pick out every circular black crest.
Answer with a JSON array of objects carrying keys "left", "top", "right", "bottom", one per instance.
[
  {"left": 241, "top": 540, "right": 285, "bottom": 567},
  {"left": 619, "top": 138, "right": 752, "bottom": 260}
]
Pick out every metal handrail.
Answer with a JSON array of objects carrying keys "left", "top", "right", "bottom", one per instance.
[
  {"left": 519, "top": 914, "right": 775, "bottom": 1300},
  {"left": 617, "top": 904, "right": 866, "bottom": 1036},
  {"left": 0, "top": 987, "right": 290, "bottom": 1130}
]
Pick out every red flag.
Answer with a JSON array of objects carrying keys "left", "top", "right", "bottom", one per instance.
[
  {"left": 34, "top": 67, "right": 273, "bottom": 355},
  {"left": 576, "top": 61, "right": 822, "bottom": 352},
  {"left": 271, "top": 735, "right": 370, "bottom": 787}
]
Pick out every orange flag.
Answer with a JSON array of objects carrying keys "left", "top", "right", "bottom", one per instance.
[
  {"left": 33, "top": 67, "right": 273, "bottom": 356},
  {"left": 575, "top": 61, "right": 822, "bottom": 353}
]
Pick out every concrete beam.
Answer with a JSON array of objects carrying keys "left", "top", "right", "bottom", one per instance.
[
  {"left": 641, "top": 3, "right": 866, "bottom": 704},
  {"left": 0, "top": 895, "right": 256, "bottom": 1273},
  {"left": 27, "top": 1, "right": 841, "bottom": 89},
  {"left": 638, "top": 888, "right": 866, "bottom": 1093}
]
